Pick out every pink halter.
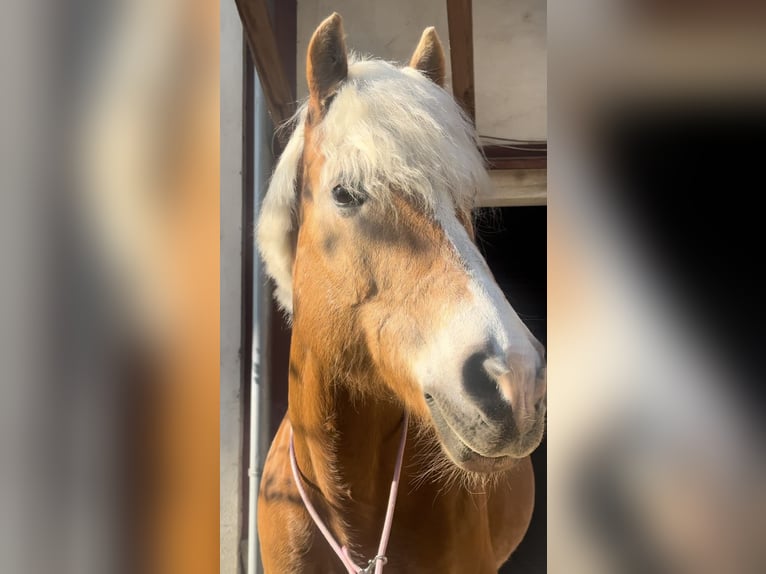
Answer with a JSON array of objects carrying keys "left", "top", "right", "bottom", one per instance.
[{"left": 288, "top": 412, "right": 409, "bottom": 573}]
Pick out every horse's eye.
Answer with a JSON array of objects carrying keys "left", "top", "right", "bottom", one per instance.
[{"left": 332, "top": 185, "right": 365, "bottom": 208}]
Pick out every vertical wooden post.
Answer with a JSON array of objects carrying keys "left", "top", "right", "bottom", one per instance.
[{"left": 446, "top": 0, "right": 475, "bottom": 122}]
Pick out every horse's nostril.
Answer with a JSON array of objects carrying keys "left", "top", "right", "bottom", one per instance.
[
  {"left": 424, "top": 393, "right": 433, "bottom": 402},
  {"left": 462, "top": 351, "right": 503, "bottom": 407}
]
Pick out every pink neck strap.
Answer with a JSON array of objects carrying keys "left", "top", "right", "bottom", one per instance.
[{"left": 288, "top": 412, "right": 409, "bottom": 574}]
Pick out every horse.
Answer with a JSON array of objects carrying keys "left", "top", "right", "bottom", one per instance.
[{"left": 256, "top": 13, "right": 546, "bottom": 573}]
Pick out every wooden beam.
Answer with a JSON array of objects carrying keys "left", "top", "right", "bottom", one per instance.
[
  {"left": 479, "top": 169, "right": 547, "bottom": 207},
  {"left": 235, "top": 0, "right": 295, "bottom": 133},
  {"left": 446, "top": 0, "right": 475, "bottom": 122},
  {"left": 483, "top": 144, "right": 547, "bottom": 170},
  {"left": 274, "top": 0, "right": 297, "bottom": 100}
]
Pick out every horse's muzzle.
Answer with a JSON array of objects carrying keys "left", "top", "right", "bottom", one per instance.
[{"left": 424, "top": 349, "right": 546, "bottom": 472}]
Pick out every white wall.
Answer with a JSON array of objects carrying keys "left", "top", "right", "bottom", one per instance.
[
  {"left": 296, "top": 0, "right": 546, "bottom": 140},
  {"left": 220, "top": 0, "right": 244, "bottom": 572}
]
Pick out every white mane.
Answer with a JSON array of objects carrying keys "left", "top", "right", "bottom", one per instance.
[{"left": 257, "top": 57, "right": 490, "bottom": 314}]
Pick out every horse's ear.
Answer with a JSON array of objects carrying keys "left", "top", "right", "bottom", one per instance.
[
  {"left": 409, "top": 27, "right": 446, "bottom": 88},
  {"left": 307, "top": 13, "right": 348, "bottom": 115}
]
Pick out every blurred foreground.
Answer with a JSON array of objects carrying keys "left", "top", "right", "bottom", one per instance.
[
  {"left": 549, "top": 1, "right": 765, "bottom": 572},
  {"left": 2, "top": 1, "right": 218, "bottom": 573}
]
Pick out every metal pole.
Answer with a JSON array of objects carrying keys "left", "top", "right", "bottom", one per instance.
[{"left": 247, "top": 67, "right": 273, "bottom": 574}]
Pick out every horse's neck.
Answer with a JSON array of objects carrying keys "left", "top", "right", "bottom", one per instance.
[
  {"left": 284, "top": 332, "right": 499, "bottom": 566},
  {"left": 287, "top": 341, "right": 406, "bottom": 527}
]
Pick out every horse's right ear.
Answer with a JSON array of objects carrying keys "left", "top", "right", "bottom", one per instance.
[{"left": 306, "top": 13, "right": 348, "bottom": 116}]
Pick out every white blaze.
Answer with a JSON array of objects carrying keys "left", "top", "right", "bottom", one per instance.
[{"left": 412, "top": 202, "right": 542, "bottom": 405}]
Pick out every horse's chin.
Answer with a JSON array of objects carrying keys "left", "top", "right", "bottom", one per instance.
[
  {"left": 437, "top": 430, "right": 541, "bottom": 474},
  {"left": 426, "top": 396, "right": 544, "bottom": 474},
  {"left": 445, "top": 444, "right": 518, "bottom": 474}
]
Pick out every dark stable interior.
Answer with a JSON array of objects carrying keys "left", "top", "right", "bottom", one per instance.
[{"left": 475, "top": 206, "right": 547, "bottom": 574}]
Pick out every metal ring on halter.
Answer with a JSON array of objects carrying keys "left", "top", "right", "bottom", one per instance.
[{"left": 360, "top": 555, "right": 388, "bottom": 573}]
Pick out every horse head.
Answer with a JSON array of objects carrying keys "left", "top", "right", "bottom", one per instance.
[{"left": 258, "top": 13, "right": 546, "bottom": 475}]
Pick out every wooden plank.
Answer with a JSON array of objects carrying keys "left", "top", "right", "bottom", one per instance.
[
  {"left": 447, "top": 0, "right": 475, "bottom": 122},
  {"left": 235, "top": 0, "right": 295, "bottom": 132},
  {"left": 478, "top": 169, "right": 547, "bottom": 207},
  {"left": 274, "top": 0, "right": 297, "bottom": 100},
  {"left": 487, "top": 156, "right": 547, "bottom": 170},
  {"left": 483, "top": 144, "right": 547, "bottom": 170},
  {"left": 267, "top": 0, "right": 294, "bottom": 439}
]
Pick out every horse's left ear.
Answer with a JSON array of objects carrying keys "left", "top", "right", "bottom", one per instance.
[
  {"left": 409, "top": 27, "right": 446, "bottom": 87},
  {"left": 307, "top": 13, "right": 348, "bottom": 115}
]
